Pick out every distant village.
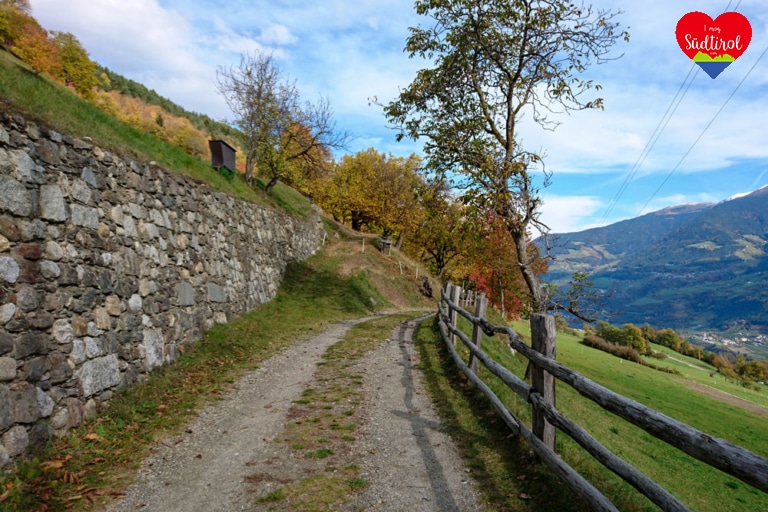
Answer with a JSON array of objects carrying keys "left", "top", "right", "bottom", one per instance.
[{"left": 685, "top": 330, "right": 768, "bottom": 359}]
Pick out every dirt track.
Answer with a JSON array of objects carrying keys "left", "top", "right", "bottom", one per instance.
[
  {"left": 686, "top": 382, "right": 768, "bottom": 419},
  {"left": 103, "top": 315, "right": 481, "bottom": 511}
]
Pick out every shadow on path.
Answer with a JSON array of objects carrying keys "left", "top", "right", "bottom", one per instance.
[{"left": 391, "top": 316, "right": 464, "bottom": 512}]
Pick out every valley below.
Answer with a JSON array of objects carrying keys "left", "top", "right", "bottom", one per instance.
[{"left": 541, "top": 188, "right": 768, "bottom": 360}]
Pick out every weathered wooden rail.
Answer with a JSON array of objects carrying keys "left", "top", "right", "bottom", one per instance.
[{"left": 438, "top": 282, "right": 768, "bottom": 512}]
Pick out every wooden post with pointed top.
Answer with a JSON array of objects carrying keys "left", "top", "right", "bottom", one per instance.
[{"left": 530, "top": 313, "right": 557, "bottom": 451}]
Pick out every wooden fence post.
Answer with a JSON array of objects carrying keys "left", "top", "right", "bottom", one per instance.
[
  {"left": 469, "top": 293, "right": 487, "bottom": 376},
  {"left": 530, "top": 313, "right": 557, "bottom": 451},
  {"left": 450, "top": 284, "right": 461, "bottom": 347}
]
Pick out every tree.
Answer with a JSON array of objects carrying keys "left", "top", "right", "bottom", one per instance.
[
  {"left": 317, "top": 148, "right": 423, "bottom": 238},
  {"left": 12, "top": 20, "right": 59, "bottom": 75},
  {"left": 51, "top": 32, "right": 98, "bottom": 99},
  {"left": 384, "top": 0, "right": 627, "bottom": 319},
  {"left": 0, "top": 1, "right": 31, "bottom": 48},
  {"left": 411, "top": 182, "right": 466, "bottom": 277},
  {"left": 278, "top": 121, "right": 334, "bottom": 197},
  {"left": 216, "top": 51, "right": 348, "bottom": 191},
  {"left": 1, "top": 0, "right": 30, "bottom": 14}
]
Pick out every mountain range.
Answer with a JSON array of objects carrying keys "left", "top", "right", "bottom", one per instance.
[{"left": 541, "top": 187, "right": 768, "bottom": 334}]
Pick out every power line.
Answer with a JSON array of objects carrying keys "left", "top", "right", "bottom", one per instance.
[
  {"left": 598, "top": 0, "right": 741, "bottom": 222},
  {"left": 638, "top": 42, "right": 768, "bottom": 215},
  {"left": 599, "top": 64, "right": 697, "bottom": 221}
]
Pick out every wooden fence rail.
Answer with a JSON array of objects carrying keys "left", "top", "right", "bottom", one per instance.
[{"left": 438, "top": 282, "right": 768, "bottom": 512}]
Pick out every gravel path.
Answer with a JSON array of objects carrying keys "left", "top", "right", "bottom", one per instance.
[
  {"left": 350, "top": 316, "right": 482, "bottom": 511},
  {"left": 103, "top": 314, "right": 481, "bottom": 512}
]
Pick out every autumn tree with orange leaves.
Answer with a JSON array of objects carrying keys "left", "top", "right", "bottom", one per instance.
[{"left": 385, "top": 0, "right": 627, "bottom": 320}]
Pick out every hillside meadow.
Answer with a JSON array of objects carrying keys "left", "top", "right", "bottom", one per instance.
[{"left": 428, "top": 315, "right": 768, "bottom": 511}]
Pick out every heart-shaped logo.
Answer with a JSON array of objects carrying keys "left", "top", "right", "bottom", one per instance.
[{"left": 676, "top": 11, "right": 752, "bottom": 79}]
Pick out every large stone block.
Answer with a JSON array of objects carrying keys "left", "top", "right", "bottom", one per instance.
[
  {"left": 19, "top": 219, "right": 46, "bottom": 241},
  {"left": 105, "top": 295, "right": 122, "bottom": 316},
  {"left": 22, "top": 356, "right": 48, "bottom": 382},
  {"left": 0, "top": 357, "right": 15, "bottom": 381},
  {"left": 0, "top": 331, "right": 12, "bottom": 354},
  {"left": 206, "top": 283, "right": 228, "bottom": 303},
  {"left": 36, "top": 387, "right": 54, "bottom": 418},
  {"left": 28, "top": 311, "right": 54, "bottom": 330},
  {"left": 0, "top": 256, "right": 19, "bottom": 283},
  {"left": 77, "top": 354, "right": 120, "bottom": 398},
  {"left": 142, "top": 329, "right": 164, "bottom": 370},
  {"left": 10, "top": 149, "right": 45, "bottom": 184},
  {"left": 68, "top": 178, "right": 92, "bottom": 204},
  {"left": 40, "top": 260, "right": 61, "bottom": 279},
  {"left": 12, "top": 382, "right": 40, "bottom": 423},
  {"left": 69, "top": 204, "right": 99, "bottom": 229},
  {"left": 52, "top": 319, "right": 73, "bottom": 344},
  {"left": 2, "top": 426, "right": 28, "bottom": 457},
  {"left": 69, "top": 339, "right": 86, "bottom": 365},
  {"left": 36, "top": 138, "right": 60, "bottom": 165},
  {"left": 177, "top": 282, "right": 195, "bottom": 306},
  {"left": 44, "top": 241, "right": 64, "bottom": 261},
  {"left": 0, "top": 216, "right": 21, "bottom": 241},
  {"left": 13, "top": 332, "right": 49, "bottom": 359},
  {"left": 49, "top": 353, "right": 72, "bottom": 384},
  {"left": 14, "top": 242, "right": 42, "bottom": 260},
  {"left": 40, "top": 185, "right": 68, "bottom": 222},
  {"left": 16, "top": 284, "right": 40, "bottom": 311},
  {"left": 0, "top": 171, "right": 34, "bottom": 217}
]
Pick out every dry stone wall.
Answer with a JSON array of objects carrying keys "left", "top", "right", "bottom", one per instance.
[{"left": 0, "top": 111, "right": 324, "bottom": 466}]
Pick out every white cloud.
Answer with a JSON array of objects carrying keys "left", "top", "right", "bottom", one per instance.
[
  {"left": 539, "top": 195, "right": 604, "bottom": 234},
  {"left": 210, "top": 17, "right": 267, "bottom": 57},
  {"left": 260, "top": 24, "right": 297, "bottom": 46}
]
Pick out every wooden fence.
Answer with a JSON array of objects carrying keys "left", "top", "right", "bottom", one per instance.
[{"left": 438, "top": 282, "right": 768, "bottom": 512}]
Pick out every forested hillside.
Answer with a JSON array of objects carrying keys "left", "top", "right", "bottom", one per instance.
[
  {"left": 545, "top": 187, "right": 768, "bottom": 343},
  {"left": 543, "top": 203, "right": 713, "bottom": 282}
]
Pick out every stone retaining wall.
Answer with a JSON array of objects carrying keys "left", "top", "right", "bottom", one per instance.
[{"left": 0, "top": 111, "right": 324, "bottom": 466}]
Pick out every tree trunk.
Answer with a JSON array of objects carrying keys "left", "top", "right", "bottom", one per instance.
[
  {"left": 264, "top": 175, "right": 280, "bottom": 194},
  {"left": 395, "top": 230, "right": 407, "bottom": 250},
  {"left": 245, "top": 155, "right": 255, "bottom": 185},
  {"left": 510, "top": 225, "right": 545, "bottom": 314}
]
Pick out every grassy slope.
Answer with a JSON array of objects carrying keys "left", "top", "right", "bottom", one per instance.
[
  {"left": 546, "top": 325, "right": 768, "bottom": 512},
  {"left": 419, "top": 313, "right": 768, "bottom": 511},
  {"left": 0, "top": 47, "right": 311, "bottom": 217}
]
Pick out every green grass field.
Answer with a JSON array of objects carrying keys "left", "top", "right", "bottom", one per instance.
[{"left": 423, "top": 314, "right": 768, "bottom": 511}]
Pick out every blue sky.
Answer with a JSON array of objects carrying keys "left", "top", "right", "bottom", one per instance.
[{"left": 28, "top": 0, "right": 768, "bottom": 234}]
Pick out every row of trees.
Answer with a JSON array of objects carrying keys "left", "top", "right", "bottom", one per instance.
[
  {"left": 213, "top": 50, "right": 541, "bottom": 319},
  {"left": 1, "top": 0, "right": 98, "bottom": 98},
  {"left": 95, "top": 65, "right": 240, "bottom": 140},
  {"left": 587, "top": 321, "right": 768, "bottom": 385},
  {"left": 259, "top": 141, "right": 544, "bottom": 318}
]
